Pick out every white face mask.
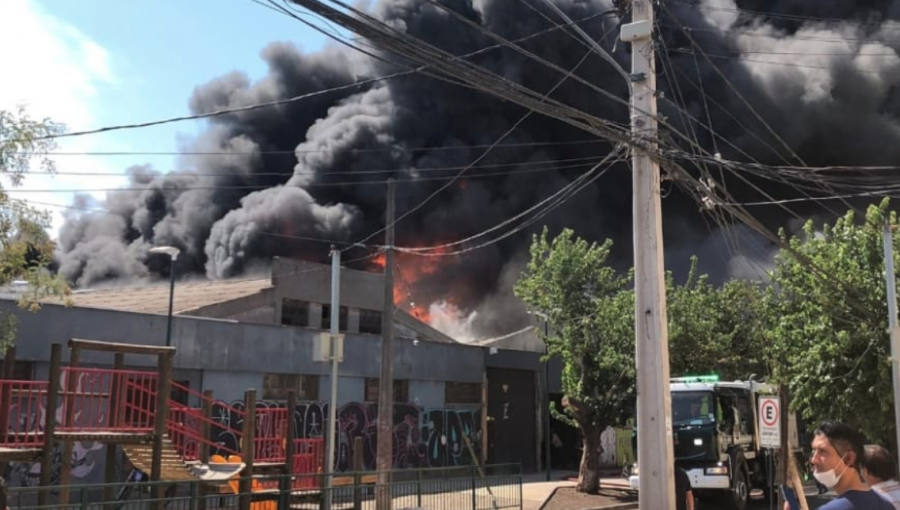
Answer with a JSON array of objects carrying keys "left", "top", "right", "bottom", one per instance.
[{"left": 813, "top": 454, "right": 849, "bottom": 488}]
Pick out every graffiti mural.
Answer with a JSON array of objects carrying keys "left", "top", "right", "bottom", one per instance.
[{"left": 212, "top": 401, "right": 481, "bottom": 471}]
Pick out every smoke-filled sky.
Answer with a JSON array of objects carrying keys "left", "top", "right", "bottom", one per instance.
[{"left": 29, "top": 0, "right": 900, "bottom": 338}]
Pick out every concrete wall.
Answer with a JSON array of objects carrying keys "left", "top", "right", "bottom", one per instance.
[
  {"left": 319, "top": 374, "right": 365, "bottom": 405},
  {"left": 1, "top": 301, "right": 486, "bottom": 383},
  {"left": 272, "top": 257, "right": 385, "bottom": 312},
  {"left": 188, "top": 290, "right": 276, "bottom": 325},
  {"left": 409, "top": 379, "right": 444, "bottom": 408},
  {"left": 486, "top": 348, "right": 564, "bottom": 394}
]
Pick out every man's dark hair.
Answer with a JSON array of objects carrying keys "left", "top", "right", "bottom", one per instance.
[
  {"left": 815, "top": 421, "right": 866, "bottom": 470},
  {"left": 864, "top": 444, "right": 898, "bottom": 481}
]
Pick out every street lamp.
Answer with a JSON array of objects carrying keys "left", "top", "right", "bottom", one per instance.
[
  {"left": 149, "top": 246, "right": 180, "bottom": 347},
  {"left": 528, "top": 310, "right": 552, "bottom": 482}
]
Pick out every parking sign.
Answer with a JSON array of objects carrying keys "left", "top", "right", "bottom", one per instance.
[{"left": 758, "top": 397, "right": 781, "bottom": 448}]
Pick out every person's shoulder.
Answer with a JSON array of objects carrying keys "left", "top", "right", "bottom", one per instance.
[
  {"left": 818, "top": 491, "right": 893, "bottom": 510},
  {"left": 841, "top": 489, "right": 897, "bottom": 509}
]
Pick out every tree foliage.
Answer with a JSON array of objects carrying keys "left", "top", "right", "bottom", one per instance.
[
  {"left": 0, "top": 106, "right": 71, "bottom": 352},
  {"left": 667, "top": 258, "right": 772, "bottom": 380},
  {"left": 515, "top": 228, "right": 635, "bottom": 493},
  {"left": 515, "top": 229, "right": 775, "bottom": 492},
  {"left": 767, "top": 199, "right": 896, "bottom": 447}
]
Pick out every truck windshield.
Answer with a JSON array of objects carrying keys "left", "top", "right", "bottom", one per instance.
[{"left": 672, "top": 391, "right": 716, "bottom": 426}]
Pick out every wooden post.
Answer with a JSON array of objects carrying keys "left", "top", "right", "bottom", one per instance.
[
  {"left": 239, "top": 389, "right": 257, "bottom": 510},
  {"left": 200, "top": 390, "right": 214, "bottom": 464},
  {"left": 778, "top": 385, "right": 793, "bottom": 509},
  {"left": 103, "top": 353, "right": 125, "bottom": 503},
  {"left": 151, "top": 352, "right": 174, "bottom": 510},
  {"left": 197, "top": 390, "right": 213, "bottom": 510},
  {"left": 283, "top": 390, "right": 297, "bottom": 510},
  {"left": 0, "top": 345, "right": 15, "bottom": 379},
  {"left": 481, "top": 372, "right": 488, "bottom": 465},
  {"left": 59, "top": 344, "right": 82, "bottom": 506},
  {"left": 534, "top": 371, "right": 542, "bottom": 474},
  {"left": 285, "top": 390, "right": 297, "bottom": 474},
  {"left": 376, "top": 179, "right": 396, "bottom": 510},
  {"left": 38, "top": 344, "right": 62, "bottom": 506},
  {"left": 0, "top": 345, "right": 17, "bottom": 475},
  {"left": 353, "top": 436, "right": 364, "bottom": 510}
]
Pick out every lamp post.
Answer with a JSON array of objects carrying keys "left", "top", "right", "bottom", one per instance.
[
  {"left": 529, "top": 310, "right": 552, "bottom": 482},
  {"left": 149, "top": 246, "right": 180, "bottom": 347}
]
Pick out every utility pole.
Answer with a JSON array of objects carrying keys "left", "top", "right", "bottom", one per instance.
[
  {"left": 621, "top": 2, "right": 675, "bottom": 510},
  {"left": 882, "top": 224, "right": 900, "bottom": 465},
  {"left": 376, "top": 178, "right": 396, "bottom": 510},
  {"left": 543, "top": 319, "right": 552, "bottom": 482},
  {"left": 324, "top": 246, "right": 342, "bottom": 510}
]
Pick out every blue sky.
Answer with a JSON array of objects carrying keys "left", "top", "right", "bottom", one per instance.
[{"left": 2, "top": 0, "right": 332, "bottom": 235}]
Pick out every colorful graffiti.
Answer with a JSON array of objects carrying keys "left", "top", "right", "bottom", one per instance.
[{"left": 211, "top": 401, "right": 481, "bottom": 471}]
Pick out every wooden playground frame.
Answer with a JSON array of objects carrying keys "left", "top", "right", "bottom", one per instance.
[{"left": 0, "top": 339, "right": 323, "bottom": 510}]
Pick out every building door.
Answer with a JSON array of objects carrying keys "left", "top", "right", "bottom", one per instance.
[{"left": 487, "top": 368, "right": 537, "bottom": 472}]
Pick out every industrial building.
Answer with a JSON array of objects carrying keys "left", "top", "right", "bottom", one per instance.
[{"left": 0, "top": 257, "right": 570, "bottom": 486}]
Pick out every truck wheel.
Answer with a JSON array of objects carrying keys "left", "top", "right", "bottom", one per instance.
[{"left": 728, "top": 464, "right": 750, "bottom": 510}]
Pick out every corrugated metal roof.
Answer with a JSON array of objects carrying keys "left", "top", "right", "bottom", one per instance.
[{"left": 55, "top": 278, "right": 272, "bottom": 316}]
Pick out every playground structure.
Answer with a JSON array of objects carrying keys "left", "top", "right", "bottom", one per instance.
[{"left": 0, "top": 339, "right": 325, "bottom": 509}]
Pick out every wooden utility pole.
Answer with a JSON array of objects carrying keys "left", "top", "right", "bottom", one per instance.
[
  {"left": 621, "top": 2, "right": 675, "bottom": 510},
  {"left": 376, "top": 178, "right": 396, "bottom": 510}
]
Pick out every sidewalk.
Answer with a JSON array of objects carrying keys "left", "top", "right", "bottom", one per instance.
[{"left": 520, "top": 471, "right": 634, "bottom": 510}]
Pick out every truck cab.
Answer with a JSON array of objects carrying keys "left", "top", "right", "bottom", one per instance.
[{"left": 628, "top": 375, "right": 783, "bottom": 510}]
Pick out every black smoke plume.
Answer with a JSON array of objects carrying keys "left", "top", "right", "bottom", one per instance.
[{"left": 55, "top": 0, "right": 900, "bottom": 338}]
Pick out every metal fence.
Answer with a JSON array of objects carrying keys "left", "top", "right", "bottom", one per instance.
[{"left": 8, "top": 464, "right": 523, "bottom": 510}]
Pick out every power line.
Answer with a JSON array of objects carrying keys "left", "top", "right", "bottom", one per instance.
[
  {"left": 670, "top": 47, "right": 889, "bottom": 74},
  {"left": 32, "top": 139, "right": 611, "bottom": 156},
  {"left": 24, "top": 155, "right": 608, "bottom": 178},
  {"left": 721, "top": 190, "right": 899, "bottom": 207},
  {"left": 7, "top": 160, "right": 607, "bottom": 194},
  {"left": 396, "top": 146, "right": 627, "bottom": 255},
  {"left": 671, "top": 0, "right": 900, "bottom": 30},
  {"left": 23, "top": 7, "right": 612, "bottom": 143}
]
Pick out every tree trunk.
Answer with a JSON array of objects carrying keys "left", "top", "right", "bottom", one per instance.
[{"left": 576, "top": 424, "right": 601, "bottom": 494}]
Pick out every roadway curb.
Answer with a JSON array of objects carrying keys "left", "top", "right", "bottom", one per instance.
[{"left": 536, "top": 486, "right": 639, "bottom": 510}]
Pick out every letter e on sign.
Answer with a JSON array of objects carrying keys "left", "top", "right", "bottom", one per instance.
[{"left": 758, "top": 397, "right": 781, "bottom": 449}]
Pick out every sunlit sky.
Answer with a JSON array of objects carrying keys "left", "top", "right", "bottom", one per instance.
[{"left": 1, "top": 0, "right": 331, "bottom": 236}]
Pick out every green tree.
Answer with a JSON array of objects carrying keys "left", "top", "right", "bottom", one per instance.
[
  {"left": 768, "top": 199, "right": 895, "bottom": 447},
  {"left": 515, "top": 228, "right": 635, "bottom": 493},
  {"left": 667, "top": 258, "right": 773, "bottom": 380},
  {"left": 0, "top": 106, "right": 71, "bottom": 351}
]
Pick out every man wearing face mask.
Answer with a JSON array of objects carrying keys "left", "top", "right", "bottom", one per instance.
[{"left": 795, "top": 421, "right": 893, "bottom": 510}]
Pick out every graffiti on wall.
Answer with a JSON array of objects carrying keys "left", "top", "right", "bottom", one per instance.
[
  {"left": 211, "top": 401, "right": 481, "bottom": 471},
  {"left": 3, "top": 374, "right": 109, "bottom": 487}
]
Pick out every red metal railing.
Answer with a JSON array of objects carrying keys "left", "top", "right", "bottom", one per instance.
[
  {"left": 255, "top": 408, "right": 288, "bottom": 463},
  {"left": 57, "top": 368, "right": 158, "bottom": 433},
  {"left": 292, "top": 438, "right": 325, "bottom": 489},
  {"left": 167, "top": 381, "right": 246, "bottom": 461},
  {"left": 0, "top": 379, "right": 49, "bottom": 448}
]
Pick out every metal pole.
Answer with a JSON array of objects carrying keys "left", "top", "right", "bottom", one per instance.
[
  {"left": 621, "top": 2, "right": 675, "bottom": 509},
  {"left": 165, "top": 255, "right": 176, "bottom": 347},
  {"left": 882, "top": 224, "right": 900, "bottom": 464},
  {"left": 544, "top": 320, "right": 551, "bottom": 482},
  {"left": 325, "top": 247, "right": 342, "bottom": 510},
  {"left": 376, "top": 179, "right": 396, "bottom": 510}
]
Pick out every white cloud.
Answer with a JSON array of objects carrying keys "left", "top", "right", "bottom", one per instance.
[{"left": 0, "top": 0, "right": 126, "bottom": 235}]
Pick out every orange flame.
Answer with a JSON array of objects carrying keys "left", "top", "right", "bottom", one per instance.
[{"left": 367, "top": 245, "right": 457, "bottom": 324}]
